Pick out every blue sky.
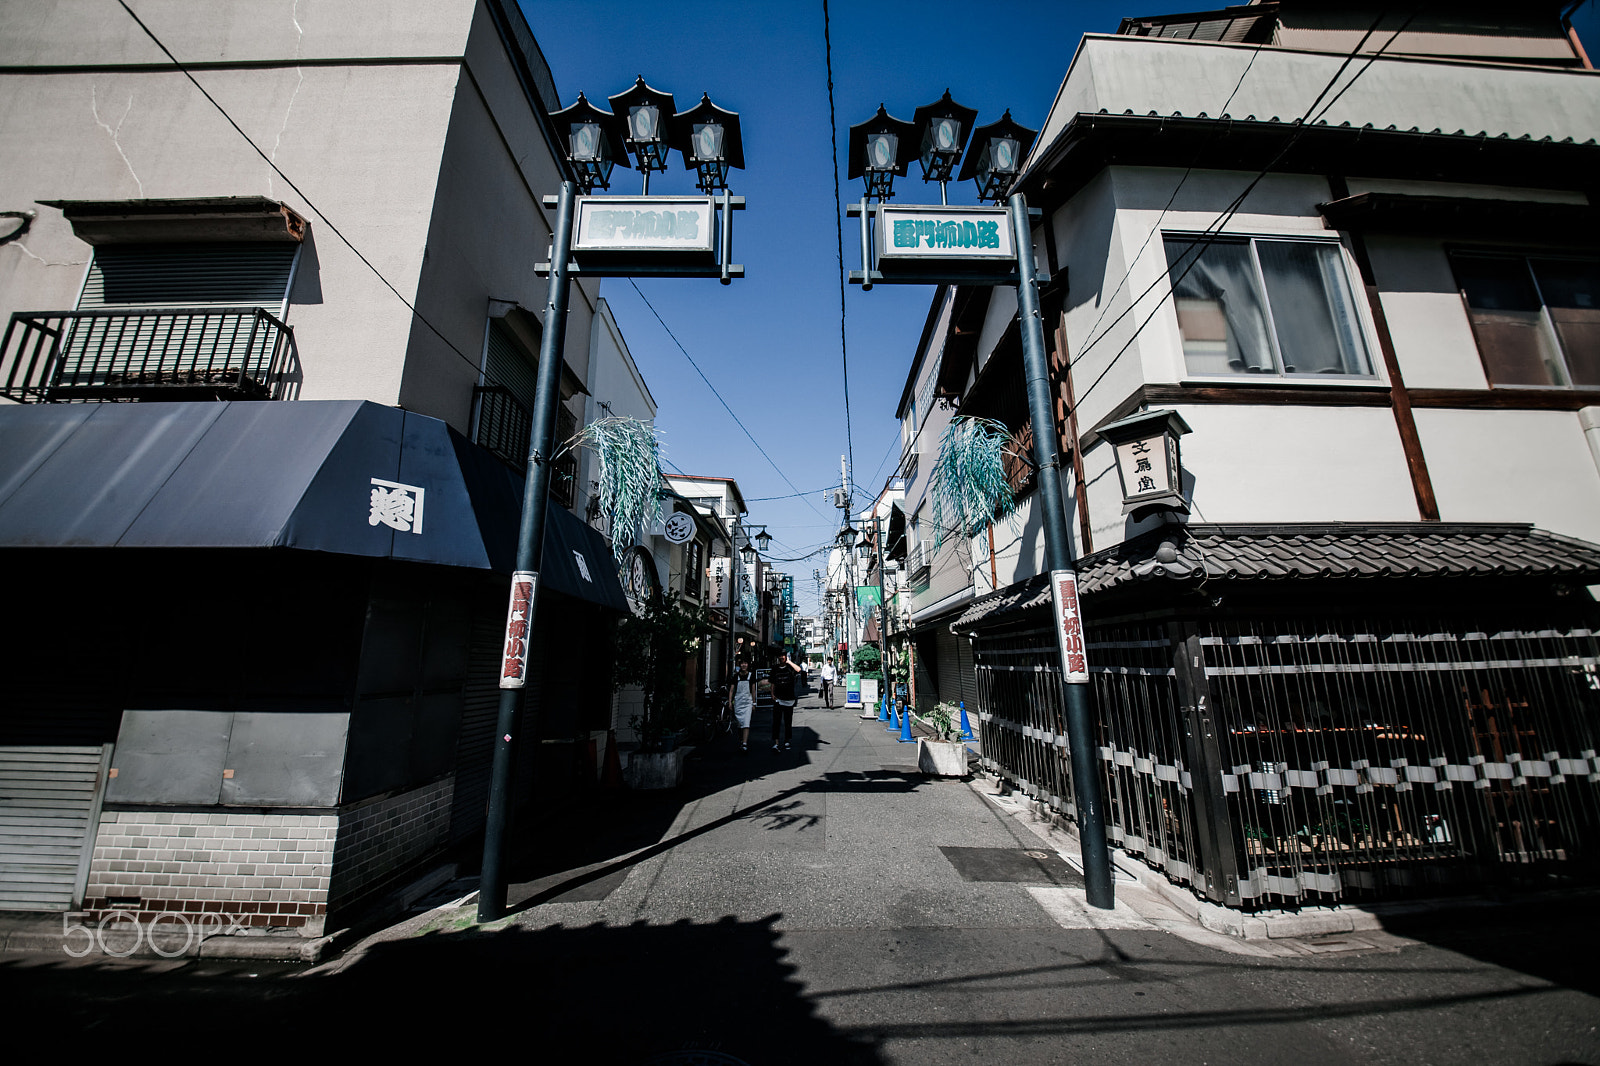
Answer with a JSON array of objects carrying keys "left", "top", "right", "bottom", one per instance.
[{"left": 524, "top": 0, "right": 1600, "bottom": 617}]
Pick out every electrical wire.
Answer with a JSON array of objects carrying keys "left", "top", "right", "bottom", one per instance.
[
  {"left": 625, "top": 279, "right": 832, "bottom": 524},
  {"left": 1067, "top": 9, "right": 1415, "bottom": 412},
  {"left": 114, "top": 0, "right": 517, "bottom": 398},
  {"left": 821, "top": 0, "right": 857, "bottom": 503}
]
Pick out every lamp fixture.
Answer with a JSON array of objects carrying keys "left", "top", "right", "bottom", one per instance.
[
  {"left": 671, "top": 93, "right": 744, "bottom": 193},
  {"left": 911, "top": 90, "right": 978, "bottom": 203},
  {"left": 847, "top": 105, "right": 917, "bottom": 202},
  {"left": 958, "top": 110, "right": 1038, "bottom": 204},
  {"left": 608, "top": 77, "right": 677, "bottom": 192},
  {"left": 549, "top": 93, "right": 629, "bottom": 194}
]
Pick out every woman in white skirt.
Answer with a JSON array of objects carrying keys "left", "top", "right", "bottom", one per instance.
[{"left": 727, "top": 659, "right": 754, "bottom": 753}]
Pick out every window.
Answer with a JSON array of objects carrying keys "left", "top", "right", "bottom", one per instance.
[
  {"left": 683, "top": 538, "right": 703, "bottom": 599},
  {"left": 1450, "top": 253, "right": 1600, "bottom": 388},
  {"left": 1165, "top": 236, "right": 1373, "bottom": 378}
]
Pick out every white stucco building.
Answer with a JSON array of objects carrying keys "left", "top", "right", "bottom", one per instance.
[
  {"left": 897, "top": 1, "right": 1600, "bottom": 910},
  {"left": 0, "top": 0, "right": 629, "bottom": 935}
]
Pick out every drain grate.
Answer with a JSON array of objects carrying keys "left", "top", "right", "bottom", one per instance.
[{"left": 939, "top": 846, "right": 1084, "bottom": 886}]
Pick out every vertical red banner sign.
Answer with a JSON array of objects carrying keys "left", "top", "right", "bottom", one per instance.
[
  {"left": 499, "top": 571, "right": 538, "bottom": 689},
  {"left": 1050, "top": 569, "right": 1090, "bottom": 684}
]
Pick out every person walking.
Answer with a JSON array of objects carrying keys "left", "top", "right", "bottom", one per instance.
[
  {"left": 726, "top": 659, "right": 754, "bottom": 753},
  {"left": 819, "top": 658, "right": 836, "bottom": 709},
  {"left": 770, "top": 652, "right": 803, "bottom": 751}
]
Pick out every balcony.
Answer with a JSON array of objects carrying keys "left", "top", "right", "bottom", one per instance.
[
  {"left": 1, "top": 307, "right": 293, "bottom": 403},
  {"left": 472, "top": 384, "right": 578, "bottom": 508}
]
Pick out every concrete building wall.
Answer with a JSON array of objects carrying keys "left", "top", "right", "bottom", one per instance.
[
  {"left": 0, "top": 0, "right": 583, "bottom": 435},
  {"left": 1065, "top": 34, "right": 1600, "bottom": 142}
]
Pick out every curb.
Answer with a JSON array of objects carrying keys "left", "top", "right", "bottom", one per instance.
[{"left": 969, "top": 772, "right": 1598, "bottom": 943}]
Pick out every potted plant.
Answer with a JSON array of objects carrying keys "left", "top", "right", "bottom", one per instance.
[
  {"left": 612, "top": 595, "right": 708, "bottom": 788},
  {"left": 918, "top": 701, "right": 970, "bottom": 777}
]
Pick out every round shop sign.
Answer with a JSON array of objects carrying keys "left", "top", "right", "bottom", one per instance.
[{"left": 663, "top": 510, "right": 695, "bottom": 544}]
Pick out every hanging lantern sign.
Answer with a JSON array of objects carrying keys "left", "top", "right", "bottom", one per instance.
[{"left": 1096, "top": 409, "right": 1192, "bottom": 519}]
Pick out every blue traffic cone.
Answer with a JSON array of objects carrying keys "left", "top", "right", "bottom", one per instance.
[
  {"left": 898, "top": 700, "right": 916, "bottom": 743},
  {"left": 886, "top": 699, "right": 898, "bottom": 731},
  {"left": 877, "top": 695, "right": 889, "bottom": 722},
  {"left": 959, "top": 700, "right": 974, "bottom": 740}
]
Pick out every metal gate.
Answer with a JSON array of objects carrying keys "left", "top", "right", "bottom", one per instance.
[
  {"left": 0, "top": 744, "right": 114, "bottom": 911},
  {"left": 973, "top": 614, "right": 1600, "bottom": 909}
]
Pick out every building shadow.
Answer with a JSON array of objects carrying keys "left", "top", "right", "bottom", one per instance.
[
  {"left": 0, "top": 915, "right": 883, "bottom": 1063},
  {"left": 1367, "top": 891, "right": 1600, "bottom": 997}
]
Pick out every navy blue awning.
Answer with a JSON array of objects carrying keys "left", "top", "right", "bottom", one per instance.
[{"left": 0, "top": 400, "right": 627, "bottom": 612}]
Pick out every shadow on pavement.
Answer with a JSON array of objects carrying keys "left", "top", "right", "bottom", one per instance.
[
  {"left": 0, "top": 916, "right": 883, "bottom": 1064},
  {"left": 1369, "top": 891, "right": 1600, "bottom": 997}
]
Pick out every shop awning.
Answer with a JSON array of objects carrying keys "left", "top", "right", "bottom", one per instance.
[{"left": 0, "top": 399, "right": 627, "bottom": 611}]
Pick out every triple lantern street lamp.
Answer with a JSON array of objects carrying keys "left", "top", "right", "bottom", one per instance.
[
  {"left": 550, "top": 77, "right": 744, "bottom": 195},
  {"left": 848, "top": 90, "right": 1036, "bottom": 205},
  {"left": 479, "top": 75, "right": 745, "bottom": 926},
  {"left": 846, "top": 92, "right": 1112, "bottom": 911}
]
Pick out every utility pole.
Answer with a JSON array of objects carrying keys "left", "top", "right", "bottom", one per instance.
[
  {"left": 1010, "top": 192, "right": 1113, "bottom": 909},
  {"left": 479, "top": 181, "right": 577, "bottom": 923}
]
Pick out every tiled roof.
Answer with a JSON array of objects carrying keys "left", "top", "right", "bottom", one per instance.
[{"left": 950, "top": 523, "right": 1600, "bottom": 630}]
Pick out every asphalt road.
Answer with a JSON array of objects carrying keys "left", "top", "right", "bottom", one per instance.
[{"left": 5, "top": 688, "right": 1596, "bottom": 1064}]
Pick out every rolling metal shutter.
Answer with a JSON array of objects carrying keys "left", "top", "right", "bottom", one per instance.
[
  {"left": 69, "top": 242, "right": 298, "bottom": 383},
  {"left": 79, "top": 242, "right": 298, "bottom": 312},
  {"left": 0, "top": 745, "right": 113, "bottom": 911}
]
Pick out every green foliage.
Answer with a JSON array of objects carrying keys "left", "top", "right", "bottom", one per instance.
[
  {"left": 566, "top": 416, "right": 663, "bottom": 563},
  {"left": 885, "top": 644, "right": 911, "bottom": 684},
  {"left": 929, "top": 416, "right": 1018, "bottom": 549},
  {"left": 925, "top": 701, "right": 966, "bottom": 742},
  {"left": 612, "top": 597, "right": 709, "bottom": 751},
  {"left": 851, "top": 644, "right": 883, "bottom": 683}
]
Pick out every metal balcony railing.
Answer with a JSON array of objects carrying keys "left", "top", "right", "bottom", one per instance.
[
  {"left": 1, "top": 307, "right": 293, "bottom": 402},
  {"left": 472, "top": 383, "right": 577, "bottom": 508}
]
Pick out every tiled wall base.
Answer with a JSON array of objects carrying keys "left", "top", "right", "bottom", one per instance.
[
  {"left": 84, "top": 779, "right": 454, "bottom": 937},
  {"left": 85, "top": 811, "right": 337, "bottom": 934}
]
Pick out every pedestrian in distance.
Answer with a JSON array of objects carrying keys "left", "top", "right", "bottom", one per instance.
[
  {"left": 770, "top": 652, "right": 803, "bottom": 751},
  {"left": 727, "top": 658, "right": 754, "bottom": 753},
  {"left": 820, "top": 658, "right": 836, "bottom": 709}
]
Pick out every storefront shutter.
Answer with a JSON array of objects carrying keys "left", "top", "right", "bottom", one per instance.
[{"left": 0, "top": 745, "right": 113, "bottom": 911}]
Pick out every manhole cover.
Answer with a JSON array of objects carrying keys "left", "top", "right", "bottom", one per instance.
[{"left": 939, "top": 846, "right": 1084, "bottom": 886}]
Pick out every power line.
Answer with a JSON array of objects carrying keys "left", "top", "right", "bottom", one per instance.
[
  {"left": 114, "top": 0, "right": 509, "bottom": 397},
  {"left": 1068, "top": 9, "right": 1413, "bottom": 413},
  {"left": 821, "top": 0, "right": 857, "bottom": 500},
  {"left": 625, "top": 278, "right": 832, "bottom": 524}
]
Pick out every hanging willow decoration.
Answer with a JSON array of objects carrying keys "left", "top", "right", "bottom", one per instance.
[
  {"left": 564, "top": 416, "right": 663, "bottom": 562},
  {"left": 929, "top": 416, "right": 1018, "bottom": 549}
]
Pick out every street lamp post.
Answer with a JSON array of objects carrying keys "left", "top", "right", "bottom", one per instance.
[
  {"left": 479, "top": 78, "right": 745, "bottom": 924},
  {"left": 845, "top": 95, "right": 1113, "bottom": 909}
]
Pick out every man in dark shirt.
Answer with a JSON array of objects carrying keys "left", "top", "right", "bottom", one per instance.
[{"left": 769, "top": 653, "right": 803, "bottom": 751}]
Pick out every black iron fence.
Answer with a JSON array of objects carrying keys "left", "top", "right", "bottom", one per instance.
[
  {"left": 974, "top": 613, "right": 1600, "bottom": 908},
  {"left": 472, "top": 384, "right": 577, "bottom": 507},
  {"left": 1, "top": 308, "right": 293, "bottom": 402}
]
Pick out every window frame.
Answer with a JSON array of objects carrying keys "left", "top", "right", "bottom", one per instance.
[
  {"left": 1162, "top": 231, "right": 1379, "bottom": 384},
  {"left": 1447, "top": 247, "right": 1600, "bottom": 391}
]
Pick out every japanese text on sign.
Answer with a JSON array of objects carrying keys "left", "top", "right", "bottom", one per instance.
[
  {"left": 499, "top": 571, "right": 538, "bottom": 689},
  {"left": 892, "top": 218, "right": 1001, "bottom": 250},
  {"left": 1051, "top": 569, "right": 1090, "bottom": 685},
  {"left": 585, "top": 209, "right": 701, "bottom": 241}
]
